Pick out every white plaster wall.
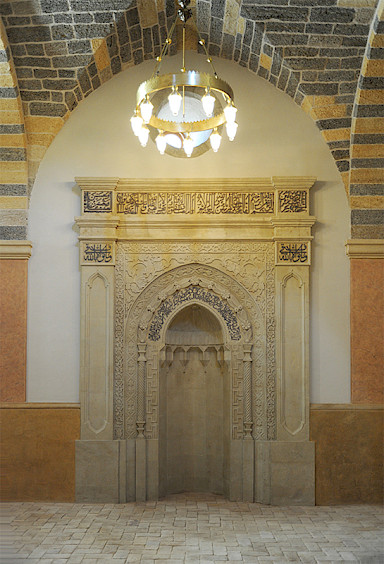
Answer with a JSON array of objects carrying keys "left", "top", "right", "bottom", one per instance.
[{"left": 27, "top": 54, "right": 350, "bottom": 403}]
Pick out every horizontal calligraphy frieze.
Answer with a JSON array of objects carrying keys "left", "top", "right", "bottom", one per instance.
[
  {"left": 276, "top": 242, "right": 310, "bottom": 265},
  {"left": 116, "top": 191, "right": 275, "bottom": 215}
]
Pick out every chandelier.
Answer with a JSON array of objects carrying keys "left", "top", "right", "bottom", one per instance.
[{"left": 130, "top": 0, "right": 238, "bottom": 158}]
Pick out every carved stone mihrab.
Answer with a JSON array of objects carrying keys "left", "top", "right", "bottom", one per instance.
[{"left": 113, "top": 243, "right": 276, "bottom": 441}]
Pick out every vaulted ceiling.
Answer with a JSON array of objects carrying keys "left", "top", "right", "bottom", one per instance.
[{"left": 1, "top": 0, "right": 383, "bottom": 240}]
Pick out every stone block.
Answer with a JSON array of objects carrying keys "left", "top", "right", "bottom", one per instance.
[
  {"left": 351, "top": 208, "right": 384, "bottom": 225},
  {"left": 40, "top": 0, "right": 70, "bottom": 13},
  {"left": 75, "top": 440, "right": 126, "bottom": 503},
  {"left": 350, "top": 168, "right": 384, "bottom": 184},
  {"left": 0, "top": 184, "right": 27, "bottom": 196},
  {"left": 26, "top": 44, "right": 45, "bottom": 56},
  {"left": 0, "top": 226, "right": 27, "bottom": 239},
  {"left": 310, "top": 7, "right": 355, "bottom": 23},
  {"left": 52, "top": 24, "right": 75, "bottom": 40},
  {"left": 255, "top": 441, "right": 315, "bottom": 505},
  {"left": 7, "top": 26, "right": 52, "bottom": 44},
  {"left": 52, "top": 54, "right": 93, "bottom": 68},
  {"left": 29, "top": 102, "right": 67, "bottom": 117},
  {"left": 0, "top": 87, "right": 18, "bottom": 99},
  {"left": 74, "top": 13, "right": 93, "bottom": 23},
  {"left": 350, "top": 183, "right": 384, "bottom": 196},
  {"left": 301, "top": 82, "right": 339, "bottom": 95},
  {"left": 74, "top": 23, "right": 114, "bottom": 39},
  {"left": 14, "top": 56, "right": 51, "bottom": 68},
  {"left": 42, "top": 78, "right": 78, "bottom": 90},
  {"left": 126, "top": 6, "right": 139, "bottom": 27},
  {"left": 241, "top": 6, "right": 309, "bottom": 22},
  {"left": 54, "top": 13, "right": 73, "bottom": 23},
  {"left": 31, "top": 15, "right": 54, "bottom": 25}
]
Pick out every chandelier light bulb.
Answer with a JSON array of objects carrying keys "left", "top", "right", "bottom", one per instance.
[
  {"left": 138, "top": 125, "right": 150, "bottom": 147},
  {"left": 184, "top": 134, "right": 194, "bottom": 158},
  {"left": 201, "top": 89, "right": 215, "bottom": 117},
  {"left": 130, "top": 112, "right": 143, "bottom": 136},
  {"left": 140, "top": 97, "right": 153, "bottom": 123},
  {"left": 226, "top": 121, "right": 238, "bottom": 141},
  {"left": 168, "top": 87, "right": 182, "bottom": 116},
  {"left": 224, "top": 102, "right": 237, "bottom": 124},
  {"left": 210, "top": 128, "right": 222, "bottom": 152},
  {"left": 156, "top": 131, "right": 167, "bottom": 155}
]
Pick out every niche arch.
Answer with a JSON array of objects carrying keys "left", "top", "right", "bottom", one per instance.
[
  {"left": 159, "top": 303, "right": 230, "bottom": 497},
  {"left": 122, "top": 262, "right": 269, "bottom": 442}
]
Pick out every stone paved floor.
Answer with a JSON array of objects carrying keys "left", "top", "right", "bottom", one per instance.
[{"left": 1, "top": 494, "right": 383, "bottom": 563}]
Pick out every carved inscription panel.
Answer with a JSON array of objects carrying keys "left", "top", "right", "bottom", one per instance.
[{"left": 115, "top": 192, "right": 274, "bottom": 215}]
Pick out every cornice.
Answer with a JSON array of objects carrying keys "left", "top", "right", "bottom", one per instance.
[
  {"left": 74, "top": 216, "right": 120, "bottom": 228},
  {"left": 345, "top": 239, "right": 384, "bottom": 259},
  {"left": 0, "top": 240, "right": 32, "bottom": 260},
  {"left": 74, "top": 177, "right": 317, "bottom": 193},
  {"left": 271, "top": 217, "right": 317, "bottom": 228},
  {"left": 75, "top": 177, "right": 120, "bottom": 191},
  {"left": 271, "top": 176, "right": 317, "bottom": 189},
  {"left": 0, "top": 403, "right": 80, "bottom": 409},
  {"left": 311, "top": 403, "right": 383, "bottom": 411}
]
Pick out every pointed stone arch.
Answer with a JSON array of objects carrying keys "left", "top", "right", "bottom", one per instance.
[{"left": 122, "top": 262, "right": 268, "bottom": 445}]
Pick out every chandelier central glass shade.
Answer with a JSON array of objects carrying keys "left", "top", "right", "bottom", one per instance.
[{"left": 130, "top": 0, "right": 238, "bottom": 158}]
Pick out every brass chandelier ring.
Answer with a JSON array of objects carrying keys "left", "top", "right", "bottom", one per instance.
[{"left": 136, "top": 71, "right": 234, "bottom": 133}]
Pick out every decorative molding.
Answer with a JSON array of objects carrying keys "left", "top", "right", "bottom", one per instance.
[
  {"left": 272, "top": 176, "right": 316, "bottom": 189},
  {"left": 75, "top": 176, "right": 316, "bottom": 192},
  {"left": 0, "top": 240, "right": 32, "bottom": 259},
  {"left": 272, "top": 218, "right": 316, "bottom": 229},
  {"left": 75, "top": 177, "right": 119, "bottom": 191},
  {"left": 345, "top": 239, "right": 384, "bottom": 259},
  {"left": 310, "top": 403, "right": 384, "bottom": 411},
  {"left": 0, "top": 403, "right": 80, "bottom": 409}
]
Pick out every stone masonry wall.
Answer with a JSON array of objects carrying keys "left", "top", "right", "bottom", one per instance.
[{"left": 0, "top": 0, "right": 382, "bottom": 240}]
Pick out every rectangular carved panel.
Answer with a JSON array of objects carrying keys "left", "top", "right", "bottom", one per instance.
[
  {"left": 280, "top": 271, "right": 306, "bottom": 438},
  {"left": 81, "top": 268, "right": 114, "bottom": 440}
]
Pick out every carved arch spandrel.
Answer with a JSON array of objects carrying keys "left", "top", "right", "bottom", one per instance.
[{"left": 138, "top": 275, "right": 254, "bottom": 345}]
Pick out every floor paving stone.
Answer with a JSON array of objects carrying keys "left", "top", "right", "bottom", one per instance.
[{"left": 0, "top": 493, "right": 383, "bottom": 563}]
